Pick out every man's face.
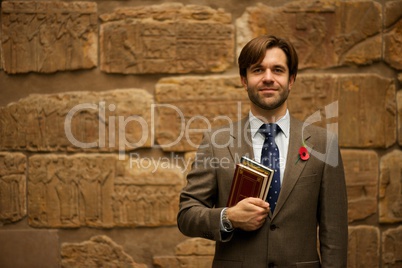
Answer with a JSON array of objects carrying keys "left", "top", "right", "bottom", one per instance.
[{"left": 241, "top": 47, "right": 294, "bottom": 113}]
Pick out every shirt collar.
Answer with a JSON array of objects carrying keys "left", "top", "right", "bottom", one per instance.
[{"left": 249, "top": 110, "right": 290, "bottom": 138}]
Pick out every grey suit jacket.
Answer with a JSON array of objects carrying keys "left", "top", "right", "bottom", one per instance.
[{"left": 177, "top": 116, "right": 348, "bottom": 268}]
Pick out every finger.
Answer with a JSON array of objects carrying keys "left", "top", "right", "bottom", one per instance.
[{"left": 247, "top": 197, "right": 269, "bottom": 208}]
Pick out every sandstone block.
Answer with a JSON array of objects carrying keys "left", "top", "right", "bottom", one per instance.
[
  {"left": 382, "top": 226, "right": 402, "bottom": 267},
  {"left": 289, "top": 74, "right": 396, "bottom": 148},
  {"left": 0, "top": 89, "right": 153, "bottom": 153},
  {"left": 99, "top": 3, "right": 234, "bottom": 74},
  {"left": 341, "top": 150, "right": 378, "bottom": 222},
  {"left": 1, "top": 1, "right": 97, "bottom": 74},
  {"left": 61, "top": 235, "right": 147, "bottom": 268},
  {"left": 348, "top": 226, "right": 380, "bottom": 268},
  {"left": 153, "top": 238, "right": 214, "bottom": 268},
  {"left": 155, "top": 75, "right": 249, "bottom": 151},
  {"left": 236, "top": 1, "right": 382, "bottom": 69},
  {"left": 384, "top": 1, "right": 402, "bottom": 70},
  {"left": 398, "top": 90, "right": 402, "bottom": 146},
  {"left": 28, "top": 153, "right": 184, "bottom": 228},
  {"left": 379, "top": 150, "right": 402, "bottom": 223},
  {"left": 0, "top": 152, "right": 26, "bottom": 223}
]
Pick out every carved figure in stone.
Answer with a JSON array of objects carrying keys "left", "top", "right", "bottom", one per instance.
[
  {"left": 158, "top": 187, "right": 172, "bottom": 223},
  {"left": 66, "top": 14, "right": 91, "bottom": 68},
  {"left": 112, "top": 185, "right": 126, "bottom": 223},
  {"left": 0, "top": 107, "right": 18, "bottom": 148},
  {"left": 54, "top": 158, "right": 79, "bottom": 225},
  {"left": 126, "top": 186, "right": 139, "bottom": 224},
  {"left": 29, "top": 157, "right": 51, "bottom": 224},
  {"left": 79, "top": 159, "right": 109, "bottom": 223},
  {"left": 4, "top": 13, "right": 32, "bottom": 72},
  {"left": 38, "top": 14, "right": 63, "bottom": 72},
  {"left": 136, "top": 187, "right": 147, "bottom": 225},
  {"left": 0, "top": 155, "right": 24, "bottom": 220},
  {"left": 144, "top": 186, "right": 158, "bottom": 225}
]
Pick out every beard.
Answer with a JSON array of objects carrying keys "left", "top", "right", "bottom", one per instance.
[{"left": 247, "top": 87, "right": 290, "bottom": 111}]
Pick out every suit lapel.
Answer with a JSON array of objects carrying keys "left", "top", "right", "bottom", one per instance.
[
  {"left": 225, "top": 116, "right": 314, "bottom": 219},
  {"left": 271, "top": 116, "right": 313, "bottom": 219},
  {"left": 227, "top": 117, "right": 254, "bottom": 163}
]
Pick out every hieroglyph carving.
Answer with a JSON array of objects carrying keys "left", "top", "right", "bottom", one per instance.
[
  {"left": 0, "top": 89, "right": 153, "bottom": 153},
  {"left": 28, "top": 154, "right": 183, "bottom": 228},
  {"left": 1, "top": 1, "right": 97, "bottom": 74},
  {"left": 236, "top": 1, "right": 382, "bottom": 69},
  {"left": 0, "top": 153, "right": 26, "bottom": 223},
  {"left": 100, "top": 3, "right": 234, "bottom": 74}
]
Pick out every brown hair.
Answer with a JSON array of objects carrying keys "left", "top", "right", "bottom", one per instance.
[{"left": 238, "top": 35, "right": 298, "bottom": 81}]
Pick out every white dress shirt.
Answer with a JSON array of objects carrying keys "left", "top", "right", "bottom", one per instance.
[{"left": 249, "top": 110, "right": 290, "bottom": 185}]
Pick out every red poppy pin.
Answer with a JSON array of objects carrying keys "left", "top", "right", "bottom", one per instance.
[{"left": 296, "top": 142, "right": 310, "bottom": 164}]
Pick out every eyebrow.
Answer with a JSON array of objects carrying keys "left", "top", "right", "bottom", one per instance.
[{"left": 249, "top": 63, "right": 287, "bottom": 70}]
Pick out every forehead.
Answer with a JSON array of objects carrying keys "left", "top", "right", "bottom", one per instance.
[{"left": 251, "top": 47, "right": 288, "bottom": 69}]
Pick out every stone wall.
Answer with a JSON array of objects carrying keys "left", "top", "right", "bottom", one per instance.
[{"left": 0, "top": 0, "right": 401, "bottom": 267}]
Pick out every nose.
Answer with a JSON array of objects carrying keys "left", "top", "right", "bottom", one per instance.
[{"left": 262, "top": 69, "right": 274, "bottom": 83}]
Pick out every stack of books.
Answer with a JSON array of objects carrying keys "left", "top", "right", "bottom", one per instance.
[{"left": 227, "top": 156, "right": 274, "bottom": 207}]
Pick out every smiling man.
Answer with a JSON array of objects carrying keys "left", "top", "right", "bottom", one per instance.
[{"left": 177, "top": 35, "right": 348, "bottom": 268}]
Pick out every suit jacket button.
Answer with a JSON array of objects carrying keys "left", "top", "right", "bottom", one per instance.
[{"left": 270, "top": 224, "right": 277, "bottom": 230}]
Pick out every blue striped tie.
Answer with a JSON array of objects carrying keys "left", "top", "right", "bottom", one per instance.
[{"left": 259, "top": 123, "right": 281, "bottom": 213}]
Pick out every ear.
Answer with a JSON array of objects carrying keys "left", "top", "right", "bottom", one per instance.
[
  {"left": 288, "top": 75, "right": 295, "bottom": 90},
  {"left": 240, "top": 76, "right": 247, "bottom": 89}
]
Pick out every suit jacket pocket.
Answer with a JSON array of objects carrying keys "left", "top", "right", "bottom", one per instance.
[{"left": 296, "top": 260, "right": 321, "bottom": 267}]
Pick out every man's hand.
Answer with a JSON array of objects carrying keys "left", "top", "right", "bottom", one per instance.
[{"left": 226, "top": 198, "right": 270, "bottom": 231}]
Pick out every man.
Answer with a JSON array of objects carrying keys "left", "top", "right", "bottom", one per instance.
[{"left": 177, "top": 35, "right": 348, "bottom": 267}]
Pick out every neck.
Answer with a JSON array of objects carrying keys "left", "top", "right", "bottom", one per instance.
[{"left": 251, "top": 103, "right": 287, "bottom": 123}]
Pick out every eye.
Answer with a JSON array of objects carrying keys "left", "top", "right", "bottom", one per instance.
[{"left": 252, "top": 67, "right": 263, "bottom": 73}]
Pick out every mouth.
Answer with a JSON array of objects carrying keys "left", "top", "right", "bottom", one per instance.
[{"left": 259, "top": 88, "right": 277, "bottom": 93}]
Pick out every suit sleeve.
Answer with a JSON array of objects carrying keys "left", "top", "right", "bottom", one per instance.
[
  {"left": 177, "top": 131, "right": 226, "bottom": 241},
  {"left": 318, "top": 132, "right": 348, "bottom": 267}
]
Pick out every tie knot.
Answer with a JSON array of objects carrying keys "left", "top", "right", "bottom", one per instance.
[{"left": 259, "top": 123, "right": 280, "bottom": 138}]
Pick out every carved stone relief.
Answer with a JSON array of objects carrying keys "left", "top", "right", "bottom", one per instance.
[
  {"left": 236, "top": 1, "right": 382, "bottom": 69},
  {"left": 61, "top": 235, "right": 147, "bottom": 268},
  {"left": 154, "top": 75, "right": 249, "bottom": 152},
  {"left": 1, "top": 1, "right": 98, "bottom": 74},
  {"left": 0, "top": 152, "right": 26, "bottom": 223},
  {"left": 100, "top": 3, "right": 234, "bottom": 74},
  {"left": 0, "top": 89, "right": 153, "bottom": 152},
  {"left": 28, "top": 154, "right": 184, "bottom": 228}
]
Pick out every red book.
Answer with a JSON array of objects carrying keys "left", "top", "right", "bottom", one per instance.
[{"left": 226, "top": 157, "right": 274, "bottom": 207}]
